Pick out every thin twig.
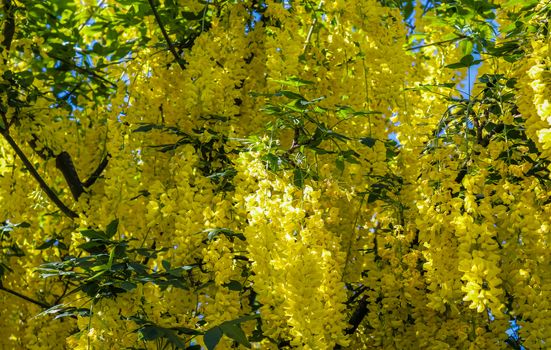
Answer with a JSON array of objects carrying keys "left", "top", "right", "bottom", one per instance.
[
  {"left": 77, "top": 0, "right": 106, "bottom": 32},
  {"left": 147, "top": 0, "right": 185, "bottom": 70},
  {"left": 303, "top": 1, "right": 324, "bottom": 53},
  {"left": 0, "top": 282, "right": 50, "bottom": 309},
  {"left": 82, "top": 153, "right": 110, "bottom": 188},
  {"left": 342, "top": 195, "right": 365, "bottom": 280},
  {"left": 46, "top": 53, "right": 117, "bottom": 88},
  {"left": 406, "top": 35, "right": 467, "bottom": 51},
  {"left": 0, "top": 128, "right": 78, "bottom": 219}
]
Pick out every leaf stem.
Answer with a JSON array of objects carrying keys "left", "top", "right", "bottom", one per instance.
[
  {"left": 303, "top": 1, "right": 324, "bottom": 53},
  {"left": 407, "top": 35, "right": 467, "bottom": 51}
]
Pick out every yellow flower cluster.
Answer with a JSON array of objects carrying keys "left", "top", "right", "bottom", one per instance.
[{"left": 0, "top": 0, "right": 550, "bottom": 349}]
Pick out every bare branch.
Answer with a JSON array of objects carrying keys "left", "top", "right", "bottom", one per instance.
[
  {"left": 82, "top": 153, "right": 110, "bottom": 188},
  {"left": 0, "top": 281, "right": 50, "bottom": 309},
  {"left": 147, "top": 0, "right": 186, "bottom": 70},
  {"left": 0, "top": 129, "right": 78, "bottom": 219},
  {"left": 56, "top": 151, "right": 84, "bottom": 201}
]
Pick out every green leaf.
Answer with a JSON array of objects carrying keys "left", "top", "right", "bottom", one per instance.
[
  {"left": 133, "top": 124, "right": 159, "bottom": 132},
  {"left": 164, "top": 329, "right": 187, "bottom": 349},
  {"left": 128, "top": 262, "right": 148, "bottom": 274},
  {"left": 138, "top": 325, "right": 163, "bottom": 341},
  {"left": 105, "top": 219, "right": 119, "bottom": 238},
  {"left": 77, "top": 241, "right": 106, "bottom": 252},
  {"left": 360, "top": 137, "right": 377, "bottom": 147},
  {"left": 80, "top": 229, "right": 108, "bottom": 241},
  {"left": 172, "top": 327, "right": 203, "bottom": 336},
  {"left": 277, "top": 90, "right": 306, "bottom": 101},
  {"left": 293, "top": 168, "right": 304, "bottom": 188},
  {"left": 223, "top": 280, "right": 243, "bottom": 291},
  {"left": 203, "top": 228, "right": 245, "bottom": 242},
  {"left": 36, "top": 239, "right": 56, "bottom": 250},
  {"left": 446, "top": 54, "right": 481, "bottom": 69},
  {"left": 204, "top": 326, "right": 223, "bottom": 350},
  {"left": 367, "top": 192, "right": 379, "bottom": 203},
  {"left": 118, "top": 281, "right": 137, "bottom": 291},
  {"left": 181, "top": 10, "right": 205, "bottom": 20},
  {"left": 341, "top": 150, "right": 360, "bottom": 164},
  {"left": 336, "top": 156, "right": 345, "bottom": 172},
  {"left": 459, "top": 39, "right": 473, "bottom": 55},
  {"left": 262, "top": 153, "right": 281, "bottom": 171},
  {"left": 133, "top": 124, "right": 185, "bottom": 135},
  {"left": 270, "top": 76, "right": 314, "bottom": 87},
  {"left": 15, "top": 71, "right": 34, "bottom": 88},
  {"left": 220, "top": 323, "right": 251, "bottom": 348},
  {"left": 2, "top": 70, "right": 13, "bottom": 80},
  {"left": 229, "top": 314, "right": 260, "bottom": 324}
]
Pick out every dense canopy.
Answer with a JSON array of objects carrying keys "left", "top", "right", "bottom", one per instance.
[{"left": 0, "top": 0, "right": 550, "bottom": 349}]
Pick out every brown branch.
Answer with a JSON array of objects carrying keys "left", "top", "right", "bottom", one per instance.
[
  {"left": 82, "top": 153, "right": 110, "bottom": 188},
  {"left": 28, "top": 134, "right": 55, "bottom": 160},
  {"left": 0, "top": 128, "right": 78, "bottom": 219},
  {"left": 56, "top": 151, "right": 84, "bottom": 201},
  {"left": 333, "top": 295, "right": 371, "bottom": 349},
  {"left": 28, "top": 128, "right": 109, "bottom": 197},
  {"left": 345, "top": 295, "right": 369, "bottom": 334},
  {"left": 46, "top": 52, "right": 117, "bottom": 88},
  {"left": 0, "top": 281, "right": 50, "bottom": 309},
  {"left": 147, "top": 0, "right": 185, "bottom": 70}
]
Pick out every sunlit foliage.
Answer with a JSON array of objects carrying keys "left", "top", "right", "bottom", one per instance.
[{"left": 0, "top": 0, "right": 549, "bottom": 349}]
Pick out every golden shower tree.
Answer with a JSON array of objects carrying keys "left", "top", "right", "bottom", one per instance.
[{"left": 0, "top": 0, "right": 549, "bottom": 349}]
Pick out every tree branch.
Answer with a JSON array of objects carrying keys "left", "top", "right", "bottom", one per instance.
[
  {"left": 345, "top": 295, "right": 369, "bottom": 335},
  {"left": 333, "top": 295, "right": 371, "bottom": 349},
  {"left": 147, "top": 0, "right": 185, "bottom": 70},
  {"left": 82, "top": 153, "right": 110, "bottom": 188},
  {"left": 0, "top": 281, "right": 50, "bottom": 309},
  {"left": 0, "top": 1, "right": 77, "bottom": 220},
  {"left": 0, "top": 128, "right": 78, "bottom": 219},
  {"left": 29, "top": 132, "right": 109, "bottom": 200},
  {"left": 46, "top": 52, "right": 117, "bottom": 88},
  {"left": 56, "top": 151, "right": 84, "bottom": 201}
]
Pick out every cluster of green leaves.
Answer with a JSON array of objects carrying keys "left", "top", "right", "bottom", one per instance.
[
  {"left": 37, "top": 219, "right": 199, "bottom": 305},
  {"left": 133, "top": 122, "right": 238, "bottom": 191},
  {"left": 0, "top": 221, "right": 29, "bottom": 278},
  {"left": 417, "top": 70, "right": 550, "bottom": 190},
  {"left": 407, "top": 0, "right": 544, "bottom": 69},
  {"left": 2, "top": 0, "right": 217, "bottom": 112},
  {"left": 252, "top": 77, "right": 395, "bottom": 188},
  {"left": 128, "top": 313, "right": 258, "bottom": 350},
  {"left": 35, "top": 218, "right": 262, "bottom": 349},
  {"left": 0, "top": 69, "right": 38, "bottom": 119}
]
